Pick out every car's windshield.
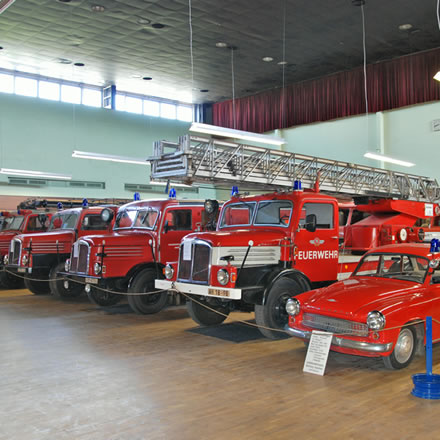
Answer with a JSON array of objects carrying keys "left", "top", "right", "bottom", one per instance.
[
  {"left": 3, "top": 216, "right": 24, "bottom": 231},
  {"left": 219, "top": 200, "right": 293, "bottom": 228},
  {"left": 114, "top": 208, "right": 159, "bottom": 230},
  {"left": 48, "top": 212, "right": 79, "bottom": 231},
  {"left": 353, "top": 253, "right": 429, "bottom": 283}
]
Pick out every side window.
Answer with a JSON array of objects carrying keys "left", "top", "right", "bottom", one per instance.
[
  {"left": 27, "top": 215, "right": 47, "bottom": 231},
  {"left": 300, "top": 203, "right": 334, "bottom": 229},
  {"left": 165, "top": 209, "right": 192, "bottom": 231},
  {"left": 82, "top": 214, "right": 109, "bottom": 231}
]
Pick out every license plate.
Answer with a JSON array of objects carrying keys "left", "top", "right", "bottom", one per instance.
[
  {"left": 208, "top": 288, "right": 230, "bottom": 297},
  {"left": 85, "top": 277, "right": 98, "bottom": 284},
  {"left": 17, "top": 268, "right": 26, "bottom": 273}
]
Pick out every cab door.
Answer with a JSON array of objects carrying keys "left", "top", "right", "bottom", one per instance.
[
  {"left": 159, "top": 208, "right": 197, "bottom": 262},
  {"left": 293, "top": 200, "right": 339, "bottom": 282}
]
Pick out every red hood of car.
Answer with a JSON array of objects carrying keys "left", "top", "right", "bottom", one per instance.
[
  {"left": 301, "top": 277, "right": 422, "bottom": 319},
  {"left": 17, "top": 230, "right": 75, "bottom": 244},
  {"left": 183, "top": 228, "right": 287, "bottom": 247},
  {"left": 80, "top": 230, "right": 155, "bottom": 247}
]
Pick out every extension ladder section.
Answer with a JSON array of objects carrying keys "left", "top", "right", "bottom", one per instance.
[{"left": 149, "top": 135, "right": 440, "bottom": 202}]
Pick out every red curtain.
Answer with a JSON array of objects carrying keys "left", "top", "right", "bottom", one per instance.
[{"left": 213, "top": 48, "right": 440, "bottom": 132}]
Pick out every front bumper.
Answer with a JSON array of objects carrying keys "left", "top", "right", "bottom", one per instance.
[
  {"left": 155, "top": 279, "right": 243, "bottom": 300},
  {"left": 6, "top": 265, "right": 32, "bottom": 274},
  {"left": 284, "top": 325, "right": 393, "bottom": 353}
]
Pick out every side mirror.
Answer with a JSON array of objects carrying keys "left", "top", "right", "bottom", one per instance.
[{"left": 305, "top": 214, "right": 317, "bottom": 232}]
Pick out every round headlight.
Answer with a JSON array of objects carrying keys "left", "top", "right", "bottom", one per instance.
[
  {"left": 164, "top": 264, "right": 174, "bottom": 280},
  {"left": 22, "top": 255, "right": 28, "bottom": 266},
  {"left": 217, "top": 268, "right": 229, "bottom": 285},
  {"left": 65, "top": 258, "right": 71, "bottom": 272},
  {"left": 204, "top": 199, "right": 219, "bottom": 215},
  {"left": 3, "top": 255, "right": 8, "bottom": 265},
  {"left": 94, "top": 262, "right": 102, "bottom": 275},
  {"left": 367, "top": 311, "right": 386, "bottom": 330},
  {"left": 286, "top": 298, "right": 300, "bottom": 316},
  {"left": 399, "top": 228, "right": 408, "bottom": 242},
  {"left": 101, "top": 208, "right": 114, "bottom": 223},
  {"left": 85, "top": 283, "right": 91, "bottom": 293}
]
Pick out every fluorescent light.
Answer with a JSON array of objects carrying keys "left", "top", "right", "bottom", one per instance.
[
  {"left": 0, "top": 0, "right": 16, "bottom": 14},
  {"left": 72, "top": 150, "right": 149, "bottom": 165},
  {"left": 434, "top": 71, "right": 440, "bottom": 82},
  {"left": 0, "top": 168, "right": 72, "bottom": 180},
  {"left": 364, "top": 152, "right": 415, "bottom": 167},
  {"left": 189, "top": 123, "right": 285, "bottom": 146},
  {"left": 149, "top": 181, "right": 197, "bottom": 188}
]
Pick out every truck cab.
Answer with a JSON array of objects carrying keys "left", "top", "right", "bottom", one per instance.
[
  {"left": 7, "top": 205, "right": 118, "bottom": 297},
  {"left": 157, "top": 188, "right": 341, "bottom": 338},
  {"left": 64, "top": 198, "right": 218, "bottom": 312},
  {"left": 0, "top": 210, "right": 51, "bottom": 288}
]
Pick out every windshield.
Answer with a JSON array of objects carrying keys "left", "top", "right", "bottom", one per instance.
[
  {"left": 353, "top": 253, "right": 429, "bottom": 284},
  {"left": 219, "top": 200, "right": 293, "bottom": 228},
  {"left": 3, "top": 216, "right": 24, "bottom": 231},
  {"left": 114, "top": 208, "right": 159, "bottom": 230},
  {"left": 48, "top": 212, "right": 79, "bottom": 231}
]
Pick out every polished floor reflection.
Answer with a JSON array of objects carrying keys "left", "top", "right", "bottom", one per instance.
[{"left": 0, "top": 290, "right": 438, "bottom": 440}]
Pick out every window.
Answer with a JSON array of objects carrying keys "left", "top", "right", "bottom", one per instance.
[
  {"left": 61, "top": 85, "right": 81, "bottom": 104},
  {"left": 49, "top": 212, "right": 79, "bottom": 230},
  {"left": 177, "top": 105, "right": 193, "bottom": 122},
  {"left": 300, "top": 203, "right": 334, "bottom": 229},
  {"left": 220, "top": 202, "right": 256, "bottom": 228},
  {"left": 125, "top": 96, "right": 143, "bottom": 114},
  {"left": 164, "top": 209, "right": 192, "bottom": 231},
  {"left": 27, "top": 215, "right": 49, "bottom": 232},
  {"left": 15, "top": 77, "right": 37, "bottom": 97},
  {"left": 134, "top": 209, "right": 158, "bottom": 229},
  {"left": 39, "top": 81, "right": 60, "bottom": 101},
  {"left": 3, "top": 216, "right": 24, "bottom": 231},
  {"left": 143, "top": 99, "right": 160, "bottom": 117},
  {"left": 81, "top": 214, "right": 109, "bottom": 231},
  {"left": 0, "top": 73, "right": 14, "bottom": 93},
  {"left": 254, "top": 200, "right": 293, "bottom": 226},
  {"left": 115, "top": 94, "right": 126, "bottom": 111},
  {"left": 160, "top": 102, "right": 176, "bottom": 119},
  {"left": 82, "top": 88, "right": 101, "bottom": 107}
]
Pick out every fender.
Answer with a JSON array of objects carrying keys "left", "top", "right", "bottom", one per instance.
[
  {"left": 126, "top": 262, "right": 164, "bottom": 290},
  {"left": 262, "top": 269, "right": 312, "bottom": 305}
]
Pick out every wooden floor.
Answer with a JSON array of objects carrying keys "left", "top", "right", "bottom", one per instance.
[{"left": 1, "top": 290, "right": 440, "bottom": 440}]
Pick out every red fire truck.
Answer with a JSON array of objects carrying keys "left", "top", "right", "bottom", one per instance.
[
  {"left": 0, "top": 210, "right": 52, "bottom": 288},
  {"left": 149, "top": 133, "right": 440, "bottom": 338},
  {"left": 6, "top": 203, "right": 119, "bottom": 296},
  {"left": 64, "top": 197, "right": 219, "bottom": 311},
  {"left": 342, "top": 198, "right": 438, "bottom": 252}
]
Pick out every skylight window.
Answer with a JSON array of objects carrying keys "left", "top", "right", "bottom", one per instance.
[{"left": 39, "top": 81, "right": 60, "bottom": 101}]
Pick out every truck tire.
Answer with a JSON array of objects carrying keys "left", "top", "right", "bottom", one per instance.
[
  {"left": 24, "top": 276, "right": 51, "bottom": 295},
  {"left": 255, "top": 277, "right": 304, "bottom": 339},
  {"left": 0, "top": 270, "right": 24, "bottom": 289},
  {"left": 87, "top": 288, "right": 121, "bottom": 307},
  {"left": 187, "top": 297, "right": 229, "bottom": 326},
  {"left": 127, "top": 268, "right": 168, "bottom": 314},
  {"left": 49, "top": 262, "right": 83, "bottom": 298}
]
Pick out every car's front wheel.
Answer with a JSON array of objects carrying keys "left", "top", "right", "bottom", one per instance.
[{"left": 383, "top": 326, "right": 416, "bottom": 369}]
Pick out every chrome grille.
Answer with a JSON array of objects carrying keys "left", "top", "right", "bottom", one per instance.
[
  {"left": 178, "top": 240, "right": 211, "bottom": 284},
  {"left": 302, "top": 313, "right": 368, "bottom": 337},
  {"left": 9, "top": 240, "right": 21, "bottom": 265},
  {"left": 70, "top": 241, "right": 89, "bottom": 274}
]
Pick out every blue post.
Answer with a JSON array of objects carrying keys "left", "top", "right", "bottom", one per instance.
[{"left": 427, "top": 316, "right": 433, "bottom": 376}]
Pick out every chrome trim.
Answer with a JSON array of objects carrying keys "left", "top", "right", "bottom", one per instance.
[
  {"left": 73, "top": 240, "right": 90, "bottom": 275},
  {"left": 9, "top": 238, "right": 22, "bottom": 266},
  {"left": 284, "top": 325, "right": 393, "bottom": 353}
]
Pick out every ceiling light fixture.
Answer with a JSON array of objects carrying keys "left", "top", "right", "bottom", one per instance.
[
  {"left": 91, "top": 5, "right": 105, "bottom": 12},
  {"left": 152, "top": 23, "right": 165, "bottom": 29},
  {"left": 72, "top": 150, "right": 150, "bottom": 165},
  {"left": 137, "top": 17, "right": 151, "bottom": 25},
  {"left": 398, "top": 23, "right": 413, "bottom": 31},
  {"left": 215, "top": 42, "right": 228, "bottom": 48},
  {"left": 0, "top": 168, "right": 72, "bottom": 180},
  {"left": 150, "top": 181, "right": 197, "bottom": 188},
  {"left": 189, "top": 123, "right": 285, "bottom": 146},
  {"left": 0, "top": 0, "right": 15, "bottom": 13},
  {"left": 364, "top": 152, "right": 415, "bottom": 167},
  {"left": 74, "top": 62, "right": 85, "bottom": 67},
  {"left": 434, "top": 71, "right": 440, "bottom": 82},
  {"left": 142, "top": 76, "right": 152, "bottom": 80},
  {"left": 262, "top": 57, "right": 274, "bottom": 62},
  {"left": 277, "top": 60, "right": 287, "bottom": 65}
]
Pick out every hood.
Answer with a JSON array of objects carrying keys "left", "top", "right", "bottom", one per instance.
[
  {"left": 17, "top": 230, "right": 75, "bottom": 245},
  {"left": 183, "top": 228, "right": 288, "bottom": 247},
  {"left": 301, "top": 277, "right": 422, "bottom": 319},
  {"left": 79, "top": 230, "right": 155, "bottom": 247}
]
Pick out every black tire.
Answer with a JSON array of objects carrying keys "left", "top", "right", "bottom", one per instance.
[
  {"left": 187, "top": 297, "right": 230, "bottom": 326},
  {"left": 0, "top": 270, "right": 24, "bottom": 289},
  {"left": 24, "top": 276, "right": 51, "bottom": 295},
  {"left": 383, "top": 326, "right": 417, "bottom": 369},
  {"left": 255, "top": 277, "right": 304, "bottom": 339},
  {"left": 49, "top": 262, "right": 83, "bottom": 298},
  {"left": 127, "top": 268, "right": 168, "bottom": 314},
  {"left": 87, "top": 287, "right": 121, "bottom": 307}
]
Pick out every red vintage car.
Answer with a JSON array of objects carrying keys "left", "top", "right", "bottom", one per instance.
[{"left": 285, "top": 243, "right": 440, "bottom": 369}]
